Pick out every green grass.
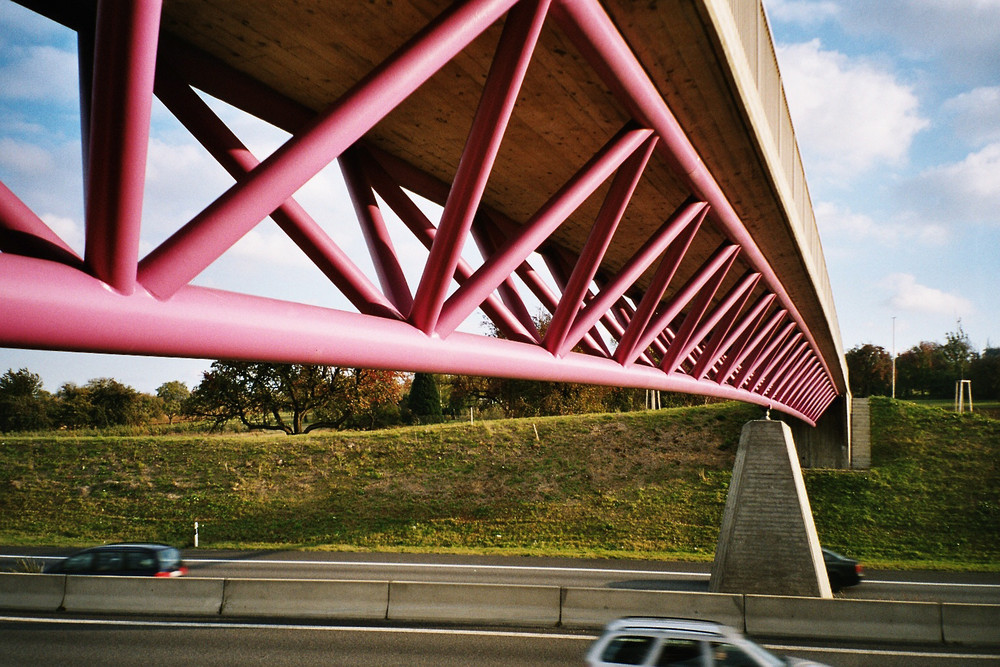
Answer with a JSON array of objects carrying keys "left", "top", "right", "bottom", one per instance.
[{"left": 1, "top": 398, "right": 997, "bottom": 570}]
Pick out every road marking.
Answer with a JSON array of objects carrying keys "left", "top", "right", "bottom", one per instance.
[
  {"left": 3, "top": 616, "right": 997, "bottom": 661},
  {"left": 764, "top": 642, "right": 1000, "bottom": 661},
  {"left": 0, "top": 615, "right": 593, "bottom": 641}
]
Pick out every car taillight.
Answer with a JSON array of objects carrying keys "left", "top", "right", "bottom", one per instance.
[
  {"left": 154, "top": 567, "right": 187, "bottom": 577},
  {"left": 855, "top": 564, "right": 864, "bottom": 575}
]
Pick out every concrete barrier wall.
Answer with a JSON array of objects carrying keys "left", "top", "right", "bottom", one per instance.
[
  {"left": 62, "top": 575, "right": 224, "bottom": 615},
  {"left": 561, "top": 587, "right": 744, "bottom": 630},
  {"left": 746, "top": 594, "right": 942, "bottom": 643},
  {"left": 222, "top": 578, "right": 388, "bottom": 619},
  {"left": 387, "top": 581, "right": 560, "bottom": 626},
  {"left": 2, "top": 574, "right": 997, "bottom": 646},
  {"left": 0, "top": 573, "right": 65, "bottom": 611},
  {"left": 942, "top": 603, "right": 1000, "bottom": 645}
]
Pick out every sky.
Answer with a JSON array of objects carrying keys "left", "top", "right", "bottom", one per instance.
[{"left": 1, "top": 0, "right": 998, "bottom": 394}]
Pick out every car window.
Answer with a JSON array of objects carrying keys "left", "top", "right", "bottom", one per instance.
[
  {"left": 125, "top": 550, "right": 157, "bottom": 571},
  {"left": 60, "top": 553, "right": 94, "bottom": 572},
  {"left": 655, "top": 638, "right": 703, "bottom": 666},
  {"left": 600, "top": 635, "right": 657, "bottom": 665},
  {"left": 709, "top": 642, "right": 758, "bottom": 666},
  {"left": 94, "top": 551, "right": 124, "bottom": 572},
  {"left": 157, "top": 548, "right": 182, "bottom": 569}
]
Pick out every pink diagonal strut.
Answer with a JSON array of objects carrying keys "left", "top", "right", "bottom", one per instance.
[
  {"left": 155, "top": 72, "right": 402, "bottom": 320},
  {"left": 411, "top": 0, "right": 551, "bottom": 333},
  {"left": 137, "top": 0, "right": 519, "bottom": 299},
  {"left": 613, "top": 207, "right": 705, "bottom": 366},
  {"left": 84, "top": 0, "right": 162, "bottom": 294},
  {"left": 340, "top": 149, "right": 414, "bottom": 316},
  {"left": 658, "top": 247, "right": 741, "bottom": 374},
  {"left": 544, "top": 135, "right": 658, "bottom": 356},
  {"left": 552, "top": 0, "right": 837, "bottom": 397},
  {"left": 0, "top": 182, "right": 82, "bottom": 267},
  {"left": 694, "top": 291, "right": 774, "bottom": 381},
  {"left": 563, "top": 198, "right": 708, "bottom": 357},
  {"left": 435, "top": 125, "right": 654, "bottom": 337}
]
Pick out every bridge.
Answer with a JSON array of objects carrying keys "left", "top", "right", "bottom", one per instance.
[{"left": 1, "top": 0, "right": 847, "bottom": 428}]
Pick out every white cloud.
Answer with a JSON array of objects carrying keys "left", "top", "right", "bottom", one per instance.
[
  {"left": 765, "top": 0, "right": 840, "bottom": 25},
  {"left": 881, "top": 273, "right": 974, "bottom": 317},
  {"left": 39, "top": 212, "right": 83, "bottom": 254},
  {"left": 944, "top": 86, "right": 1000, "bottom": 148},
  {"left": 904, "top": 142, "right": 1000, "bottom": 227},
  {"left": 818, "top": 0, "right": 1000, "bottom": 87},
  {"left": 776, "top": 40, "right": 928, "bottom": 181},
  {"left": 0, "top": 45, "right": 77, "bottom": 103},
  {"left": 0, "top": 136, "right": 54, "bottom": 174},
  {"left": 814, "top": 201, "right": 946, "bottom": 246}
]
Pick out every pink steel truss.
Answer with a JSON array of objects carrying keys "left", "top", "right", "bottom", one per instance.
[{"left": 0, "top": 0, "right": 839, "bottom": 424}]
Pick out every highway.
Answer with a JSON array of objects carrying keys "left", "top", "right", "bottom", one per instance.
[
  {"left": 2, "top": 548, "right": 999, "bottom": 666},
  {"left": 5, "top": 548, "right": 996, "bottom": 604},
  {"left": 1, "top": 614, "right": 999, "bottom": 666}
]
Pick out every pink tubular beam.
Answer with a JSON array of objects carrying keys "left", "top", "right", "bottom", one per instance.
[
  {"left": 137, "top": 0, "right": 519, "bottom": 299},
  {"left": 0, "top": 252, "right": 819, "bottom": 424},
  {"left": 154, "top": 73, "right": 402, "bottom": 320},
  {"left": 411, "top": 0, "right": 550, "bottom": 333},
  {"left": 544, "top": 135, "right": 657, "bottom": 356},
  {"left": 568, "top": 198, "right": 708, "bottom": 356},
  {"left": 435, "top": 125, "right": 654, "bottom": 337},
  {"left": 340, "top": 150, "right": 414, "bottom": 316},
  {"left": 84, "top": 0, "right": 162, "bottom": 294},
  {"left": 2, "top": 0, "right": 842, "bottom": 425},
  {"left": 626, "top": 244, "right": 740, "bottom": 371},
  {"left": 659, "top": 247, "right": 740, "bottom": 374},
  {"left": 613, "top": 209, "right": 703, "bottom": 365},
  {"left": 0, "top": 182, "right": 82, "bottom": 266},
  {"left": 686, "top": 273, "right": 761, "bottom": 380},
  {"left": 551, "top": 0, "right": 837, "bottom": 393}
]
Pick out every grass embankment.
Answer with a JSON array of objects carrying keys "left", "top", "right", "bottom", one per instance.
[{"left": 1, "top": 398, "right": 997, "bottom": 569}]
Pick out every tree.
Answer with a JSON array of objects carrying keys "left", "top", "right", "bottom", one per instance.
[
  {"left": 156, "top": 381, "right": 190, "bottom": 424},
  {"left": 52, "top": 378, "right": 151, "bottom": 428},
  {"left": 0, "top": 368, "right": 52, "bottom": 431},
  {"left": 969, "top": 348, "right": 1000, "bottom": 401},
  {"left": 845, "top": 344, "right": 892, "bottom": 397},
  {"left": 190, "top": 361, "right": 403, "bottom": 434},
  {"left": 407, "top": 373, "right": 442, "bottom": 423}
]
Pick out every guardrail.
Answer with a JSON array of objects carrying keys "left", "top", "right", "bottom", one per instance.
[{"left": 2, "top": 573, "right": 997, "bottom": 646}]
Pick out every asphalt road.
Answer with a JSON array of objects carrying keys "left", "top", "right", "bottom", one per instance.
[
  {"left": 1, "top": 614, "right": 998, "bottom": 666},
  {"left": 5, "top": 547, "right": 997, "bottom": 604}
]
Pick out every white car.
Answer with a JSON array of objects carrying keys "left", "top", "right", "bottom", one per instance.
[{"left": 585, "top": 617, "right": 829, "bottom": 666}]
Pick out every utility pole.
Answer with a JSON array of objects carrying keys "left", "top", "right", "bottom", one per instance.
[{"left": 891, "top": 316, "right": 896, "bottom": 399}]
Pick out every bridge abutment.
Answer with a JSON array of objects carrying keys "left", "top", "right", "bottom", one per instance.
[{"left": 709, "top": 418, "right": 832, "bottom": 598}]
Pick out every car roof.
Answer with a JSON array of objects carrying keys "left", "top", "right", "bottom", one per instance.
[
  {"left": 603, "top": 617, "right": 742, "bottom": 640},
  {"left": 78, "top": 543, "right": 176, "bottom": 551}
]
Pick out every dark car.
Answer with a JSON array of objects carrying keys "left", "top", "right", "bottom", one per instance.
[
  {"left": 44, "top": 543, "right": 188, "bottom": 577},
  {"left": 823, "top": 548, "right": 862, "bottom": 591}
]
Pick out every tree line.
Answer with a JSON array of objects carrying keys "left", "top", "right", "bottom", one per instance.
[
  {"left": 846, "top": 326, "right": 999, "bottom": 400},
  {"left": 0, "top": 360, "right": 662, "bottom": 434}
]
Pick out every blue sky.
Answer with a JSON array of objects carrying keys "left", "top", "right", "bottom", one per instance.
[{"left": 1, "top": 0, "right": 998, "bottom": 394}]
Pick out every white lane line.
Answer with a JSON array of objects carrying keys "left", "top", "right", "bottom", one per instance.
[
  {"left": 0, "top": 615, "right": 594, "bottom": 641},
  {"left": 4, "top": 616, "right": 997, "bottom": 660},
  {"left": 764, "top": 642, "right": 1000, "bottom": 661},
  {"left": 5, "top": 554, "right": 999, "bottom": 589}
]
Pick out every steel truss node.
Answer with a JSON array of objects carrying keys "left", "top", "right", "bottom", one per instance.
[{"left": 1, "top": 0, "right": 838, "bottom": 424}]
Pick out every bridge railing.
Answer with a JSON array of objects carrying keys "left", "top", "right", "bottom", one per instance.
[{"left": 707, "top": 0, "right": 847, "bottom": 384}]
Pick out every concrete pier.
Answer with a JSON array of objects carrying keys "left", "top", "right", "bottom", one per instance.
[{"left": 710, "top": 419, "right": 832, "bottom": 598}]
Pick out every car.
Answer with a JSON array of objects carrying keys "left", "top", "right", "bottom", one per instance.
[
  {"left": 43, "top": 543, "right": 188, "bottom": 577},
  {"left": 822, "top": 548, "right": 862, "bottom": 591},
  {"left": 585, "top": 617, "right": 830, "bottom": 666}
]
